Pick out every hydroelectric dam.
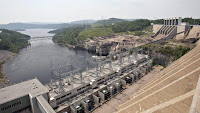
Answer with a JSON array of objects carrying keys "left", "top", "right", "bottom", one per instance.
[{"left": 0, "top": 47, "right": 152, "bottom": 113}]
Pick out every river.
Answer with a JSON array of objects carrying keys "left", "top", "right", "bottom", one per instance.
[{"left": 3, "top": 29, "right": 94, "bottom": 85}]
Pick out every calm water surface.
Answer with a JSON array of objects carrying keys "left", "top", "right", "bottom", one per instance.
[{"left": 3, "top": 29, "right": 94, "bottom": 84}]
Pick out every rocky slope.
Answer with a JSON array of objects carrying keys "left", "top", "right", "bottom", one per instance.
[{"left": 76, "top": 34, "right": 154, "bottom": 55}]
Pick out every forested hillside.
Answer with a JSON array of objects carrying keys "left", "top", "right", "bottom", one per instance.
[
  {"left": 52, "top": 18, "right": 200, "bottom": 47},
  {"left": 53, "top": 27, "right": 84, "bottom": 45},
  {"left": 93, "top": 18, "right": 127, "bottom": 27},
  {"left": 77, "top": 28, "right": 113, "bottom": 41},
  {"left": 0, "top": 29, "right": 30, "bottom": 52},
  {"left": 111, "top": 19, "right": 151, "bottom": 33},
  {"left": 52, "top": 19, "right": 152, "bottom": 45},
  {"left": 182, "top": 18, "right": 200, "bottom": 25},
  {"left": 52, "top": 27, "right": 114, "bottom": 45},
  {"left": 142, "top": 41, "right": 193, "bottom": 67}
]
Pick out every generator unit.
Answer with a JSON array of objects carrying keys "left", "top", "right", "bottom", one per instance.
[
  {"left": 125, "top": 76, "right": 132, "bottom": 84},
  {"left": 102, "top": 90, "right": 110, "bottom": 100},
  {"left": 115, "top": 82, "right": 123, "bottom": 92},
  {"left": 85, "top": 99, "right": 94, "bottom": 111},
  {"left": 75, "top": 105, "right": 84, "bottom": 113},
  {"left": 90, "top": 79, "right": 97, "bottom": 89},
  {"left": 109, "top": 86, "right": 117, "bottom": 95}
]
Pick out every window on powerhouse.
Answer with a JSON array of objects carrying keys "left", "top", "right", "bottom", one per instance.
[{"left": 1, "top": 101, "right": 22, "bottom": 111}]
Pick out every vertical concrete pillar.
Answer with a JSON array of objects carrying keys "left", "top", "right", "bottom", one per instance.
[
  {"left": 92, "top": 94, "right": 100, "bottom": 106},
  {"left": 130, "top": 74, "right": 134, "bottom": 83},
  {"left": 70, "top": 106, "right": 76, "bottom": 113},
  {"left": 174, "top": 18, "right": 176, "bottom": 25},
  {"left": 141, "top": 67, "right": 146, "bottom": 76},
  {"left": 107, "top": 86, "right": 113, "bottom": 97},
  {"left": 177, "top": 19, "right": 179, "bottom": 25},
  {"left": 81, "top": 100, "right": 88, "bottom": 113},
  {"left": 174, "top": 17, "right": 177, "bottom": 25},
  {"left": 121, "top": 79, "right": 126, "bottom": 89},
  {"left": 134, "top": 72, "right": 138, "bottom": 81},
  {"left": 164, "top": 19, "right": 166, "bottom": 25},
  {"left": 114, "top": 82, "right": 122, "bottom": 92},
  {"left": 168, "top": 18, "right": 170, "bottom": 25},
  {"left": 178, "top": 17, "right": 182, "bottom": 25},
  {"left": 98, "top": 91, "right": 105, "bottom": 103},
  {"left": 166, "top": 19, "right": 168, "bottom": 25}
]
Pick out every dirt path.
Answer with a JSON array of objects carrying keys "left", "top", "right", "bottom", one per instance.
[{"left": 93, "top": 66, "right": 163, "bottom": 113}]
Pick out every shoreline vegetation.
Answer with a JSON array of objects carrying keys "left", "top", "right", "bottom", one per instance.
[
  {"left": 0, "top": 53, "right": 17, "bottom": 84},
  {"left": 0, "top": 61, "right": 6, "bottom": 82},
  {"left": 0, "top": 29, "right": 30, "bottom": 86},
  {"left": 0, "top": 52, "right": 17, "bottom": 88}
]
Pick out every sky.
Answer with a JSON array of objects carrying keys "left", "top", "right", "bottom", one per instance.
[{"left": 0, "top": 0, "right": 200, "bottom": 24}]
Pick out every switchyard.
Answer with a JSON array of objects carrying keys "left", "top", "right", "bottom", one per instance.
[
  {"left": 45, "top": 47, "right": 152, "bottom": 113},
  {"left": 0, "top": 47, "right": 152, "bottom": 113}
]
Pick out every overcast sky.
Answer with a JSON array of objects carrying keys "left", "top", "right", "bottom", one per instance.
[{"left": 0, "top": 0, "right": 199, "bottom": 24}]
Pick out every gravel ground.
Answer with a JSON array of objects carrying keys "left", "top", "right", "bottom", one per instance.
[{"left": 93, "top": 66, "right": 163, "bottom": 113}]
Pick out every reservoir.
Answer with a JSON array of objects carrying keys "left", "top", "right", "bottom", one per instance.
[{"left": 3, "top": 29, "right": 94, "bottom": 85}]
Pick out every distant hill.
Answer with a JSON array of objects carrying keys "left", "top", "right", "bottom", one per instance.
[
  {"left": 94, "top": 18, "right": 128, "bottom": 26},
  {"left": 0, "top": 18, "right": 134, "bottom": 31},
  {"left": 0, "top": 22, "right": 80, "bottom": 31},
  {"left": 125, "top": 19, "right": 138, "bottom": 21},
  {"left": 0, "top": 20, "right": 97, "bottom": 31},
  {"left": 0, "top": 23, "right": 40, "bottom": 30},
  {"left": 70, "top": 20, "right": 97, "bottom": 24},
  {"left": 25, "top": 22, "right": 63, "bottom": 25}
]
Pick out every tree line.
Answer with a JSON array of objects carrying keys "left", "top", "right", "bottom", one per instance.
[{"left": 0, "top": 29, "right": 30, "bottom": 53}]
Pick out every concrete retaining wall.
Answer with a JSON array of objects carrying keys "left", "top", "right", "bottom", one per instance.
[
  {"left": 175, "top": 25, "right": 189, "bottom": 40},
  {"left": 186, "top": 25, "right": 200, "bottom": 39},
  {"left": 153, "top": 25, "right": 163, "bottom": 33}
]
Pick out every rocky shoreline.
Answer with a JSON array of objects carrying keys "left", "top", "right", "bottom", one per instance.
[
  {"left": 0, "top": 50, "right": 17, "bottom": 88},
  {"left": 54, "top": 42, "right": 99, "bottom": 55},
  {"left": 54, "top": 34, "right": 154, "bottom": 56}
]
